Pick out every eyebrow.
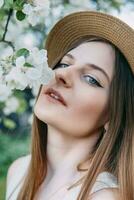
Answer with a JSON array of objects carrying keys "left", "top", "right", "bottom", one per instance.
[{"left": 64, "top": 53, "right": 110, "bottom": 83}]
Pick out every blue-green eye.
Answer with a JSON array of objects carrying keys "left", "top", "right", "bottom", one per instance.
[
  {"left": 83, "top": 75, "right": 102, "bottom": 87},
  {"left": 55, "top": 63, "right": 102, "bottom": 87},
  {"left": 56, "top": 63, "right": 68, "bottom": 69}
]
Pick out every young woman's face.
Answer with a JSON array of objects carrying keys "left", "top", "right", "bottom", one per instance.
[{"left": 34, "top": 41, "right": 115, "bottom": 138}]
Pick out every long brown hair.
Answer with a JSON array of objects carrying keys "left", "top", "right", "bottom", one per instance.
[{"left": 16, "top": 36, "right": 134, "bottom": 200}]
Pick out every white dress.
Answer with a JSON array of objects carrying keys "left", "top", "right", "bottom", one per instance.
[
  {"left": 45, "top": 171, "right": 118, "bottom": 200},
  {"left": 6, "top": 156, "right": 118, "bottom": 200}
]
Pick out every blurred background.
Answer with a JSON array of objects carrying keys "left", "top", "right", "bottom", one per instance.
[{"left": 0, "top": 0, "right": 134, "bottom": 199}]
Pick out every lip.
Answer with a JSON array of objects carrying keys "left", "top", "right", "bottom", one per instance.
[{"left": 45, "top": 87, "right": 67, "bottom": 106}]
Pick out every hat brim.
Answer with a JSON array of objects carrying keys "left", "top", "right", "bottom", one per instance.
[{"left": 45, "top": 11, "right": 134, "bottom": 73}]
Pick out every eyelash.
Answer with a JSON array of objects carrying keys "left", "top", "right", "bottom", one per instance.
[{"left": 55, "top": 63, "right": 102, "bottom": 87}]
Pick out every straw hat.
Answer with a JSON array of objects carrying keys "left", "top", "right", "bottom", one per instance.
[{"left": 45, "top": 11, "right": 134, "bottom": 73}]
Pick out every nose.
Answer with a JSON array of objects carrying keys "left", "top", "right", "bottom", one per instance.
[{"left": 54, "top": 67, "right": 73, "bottom": 88}]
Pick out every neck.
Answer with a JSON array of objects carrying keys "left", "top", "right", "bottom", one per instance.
[{"left": 46, "top": 125, "right": 100, "bottom": 176}]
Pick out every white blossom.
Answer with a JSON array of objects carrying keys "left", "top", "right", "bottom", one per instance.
[
  {"left": 0, "top": 47, "right": 55, "bottom": 94},
  {"left": 3, "top": 96, "right": 20, "bottom": 115},
  {"left": 0, "top": 44, "right": 13, "bottom": 59},
  {"left": 5, "top": 67, "right": 28, "bottom": 90},
  {"left": 0, "top": 83, "right": 12, "bottom": 102},
  {"left": 69, "top": 0, "right": 90, "bottom": 7},
  {"left": 27, "top": 10, "right": 40, "bottom": 26},
  {"left": 0, "top": 67, "right": 3, "bottom": 77},
  {"left": 28, "top": 47, "right": 47, "bottom": 66},
  {"left": 40, "top": 66, "right": 55, "bottom": 85},
  {"left": 31, "top": 81, "right": 41, "bottom": 96},
  {"left": 0, "top": 0, "right": 4, "bottom": 8},
  {"left": 34, "top": 0, "right": 50, "bottom": 8},
  {"left": 29, "top": 98, "right": 36, "bottom": 107},
  {"left": 22, "top": 3, "right": 33, "bottom": 15},
  {"left": 22, "top": 1, "right": 50, "bottom": 26},
  {"left": 16, "top": 56, "right": 25, "bottom": 68},
  {"left": 26, "top": 47, "right": 55, "bottom": 87},
  {"left": 0, "top": 58, "right": 13, "bottom": 73},
  {"left": 25, "top": 67, "right": 42, "bottom": 88}
]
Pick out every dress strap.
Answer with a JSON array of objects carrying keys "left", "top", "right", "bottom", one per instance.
[{"left": 90, "top": 171, "right": 118, "bottom": 194}]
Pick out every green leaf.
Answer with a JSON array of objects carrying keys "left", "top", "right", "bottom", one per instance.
[
  {"left": 0, "top": 9, "right": 6, "bottom": 21},
  {"left": 16, "top": 48, "right": 30, "bottom": 58},
  {"left": 0, "top": 102, "right": 5, "bottom": 110},
  {"left": 4, "top": 0, "right": 14, "bottom": 9},
  {"left": 3, "top": 118, "right": 16, "bottom": 129},
  {"left": 24, "top": 62, "right": 33, "bottom": 68},
  {"left": 13, "top": 0, "right": 26, "bottom": 11},
  {"left": 16, "top": 10, "right": 26, "bottom": 21}
]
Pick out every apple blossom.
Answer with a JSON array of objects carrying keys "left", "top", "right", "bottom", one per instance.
[
  {"left": 16, "top": 56, "right": 26, "bottom": 68},
  {"left": 0, "top": 67, "right": 3, "bottom": 78},
  {"left": 34, "top": 0, "right": 50, "bottom": 8},
  {"left": 27, "top": 47, "right": 47, "bottom": 66},
  {"left": 0, "top": 47, "right": 55, "bottom": 95},
  {"left": 3, "top": 96, "right": 20, "bottom": 115},
  {"left": 0, "top": 83, "right": 12, "bottom": 102},
  {"left": 5, "top": 66, "right": 29, "bottom": 90},
  {"left": 22, "top": 1, "right": 50, "bottom": 26},
  {"left": 69, "top": 0, "right": 90, "bottom": 7}
]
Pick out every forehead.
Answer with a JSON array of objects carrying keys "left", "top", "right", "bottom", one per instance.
[{"left": 63, "top": 41, "right": 115, "bottom": 82}]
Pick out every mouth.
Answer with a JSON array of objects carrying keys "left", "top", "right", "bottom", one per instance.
[{"left": 45, "top": 87, "right": 67, "bottom": 106}]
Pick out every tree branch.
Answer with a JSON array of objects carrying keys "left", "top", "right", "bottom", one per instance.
[
  {"left": 0, "top": 8, "right": 15, "bottom": 51},
  {"left": 2, "top": 8, "right": 13, "bottom": 41},
  {"left": 0, "top": 40, "right": 15, "bottom": 51}
]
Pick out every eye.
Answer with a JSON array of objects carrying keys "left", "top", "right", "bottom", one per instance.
[
  {"left": 55, "top": 63, "right": 102, "bottom": 88},
  {"left": 83, "top": 75, "right": 102, "bottom": 87},
  {"left": 55, "top": 63, "right": 69, "bottom": 69}
]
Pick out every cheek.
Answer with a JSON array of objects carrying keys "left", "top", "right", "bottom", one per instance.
[
  {"left": 33, "top": 97, "right": 43, "bottom": 120},
  {"left": 33, "top": 94, "right": 48, "bottom": 121},
  {"left": 69, "top": 91, "right": 109, "bottom": 132}
]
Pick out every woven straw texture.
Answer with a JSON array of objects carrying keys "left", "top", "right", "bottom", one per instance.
[{"left": 45, "top": 11, "right": 134, "bottom": 73}]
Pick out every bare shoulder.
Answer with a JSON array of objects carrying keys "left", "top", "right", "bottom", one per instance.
[
  {"left": 90, "top": 188, "right": 119, "bottom": 200},
  {"left": 6, "top": 154, "right": 31, "bottom": 199},
  {"left": 7, "top": 154, "right": 31, "bottom": 181}
]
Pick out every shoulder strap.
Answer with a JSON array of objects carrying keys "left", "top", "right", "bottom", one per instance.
[{"left": 90, "top": 171, "right": 118, "bottom": 194}]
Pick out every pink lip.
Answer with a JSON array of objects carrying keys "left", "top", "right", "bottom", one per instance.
[{"left": 45, "top": 87, "right": 67, "bottom": 106}]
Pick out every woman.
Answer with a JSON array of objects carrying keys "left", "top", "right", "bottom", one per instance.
[{"left": 6, "top": 11, "right": 134, "bottom": 200}]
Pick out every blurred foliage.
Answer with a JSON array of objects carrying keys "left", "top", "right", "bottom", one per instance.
[
  {"left": 94, "top": 0, "right": 124, "bottom": 11},
  {"left": 0, "top": 132, "right": 30, "bottom": 199},
  {"left": 91, "top": 0, "right": 134, "bottom": 12},
  {"left": 0, "top": 132, "right": 30, "bottom": 178},
  {"left": 0, "top": 88, "right": 34, "bottom": 134},
  {"left": 0, "top": 177, "right": 6, "bottom": 200},
  {"left": 63, "top": 0, "right": 134, "bottom": 12}
]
